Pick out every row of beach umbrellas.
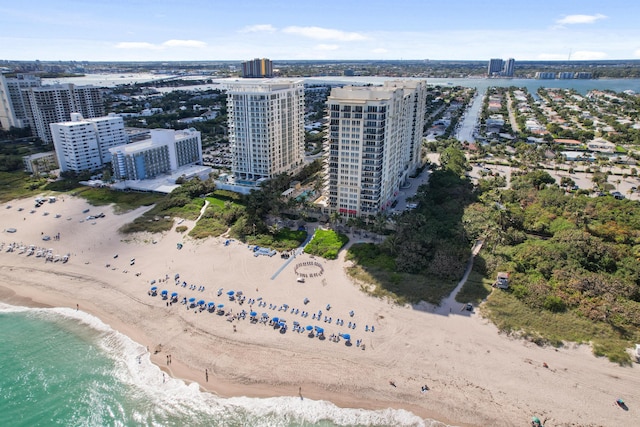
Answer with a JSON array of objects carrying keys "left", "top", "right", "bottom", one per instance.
[{"left": 149, "top": 287, "right": 346, "bottom": 339}]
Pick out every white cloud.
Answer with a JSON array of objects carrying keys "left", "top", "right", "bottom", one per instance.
[
  {"left": 282, "top": 26, "right": 367, "bottom": 41},
  {"left": 115, "top": 40, "right": 206, "bottom": 50},
  {"left": 556, "top": 14, "right": 607, "bottom": 25},
  {"left": 315, "top": 44, "right": 339, "bottom": 51},
  {"left": 570, "top": 50, "right": 608, "bottom": 60},
  {"left": 162, "top": 39, "right": 207, "bottom": 48},
  {"left": 115, "top": 42, "right": 159, "bottom": 50},
  {"left": 239, "top": 24, "right": 276, "bottom": 33}
]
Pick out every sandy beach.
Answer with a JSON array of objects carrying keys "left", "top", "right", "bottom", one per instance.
[{"left": 1, "top": 195, "right": 638, "bottom": 426}]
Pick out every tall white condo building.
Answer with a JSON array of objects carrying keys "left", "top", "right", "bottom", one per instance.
[
  {"left": 50, "top": 113, "right": 128, "bottom": 173},
  {"left": 225, "top": 79, "right": 305, "bottom": 182},
  {"left": 325, "top": 80, "right": 427, "bottom": 218}
]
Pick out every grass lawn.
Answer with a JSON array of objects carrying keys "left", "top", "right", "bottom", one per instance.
[
  {"left": 304, "top": 228, "right": 348, "bottom": 259},
  {"left": 483, "top": 289, "right": 636, "bottom": 365},
  {"left": 244, "top": 229, "right": 307, "bottom": 252},
  {"left": 0, "top": 172, "right": 49, "bottom": 203},
  {"left": 71, "top": 187, "right": 164, "bottom": 213}
]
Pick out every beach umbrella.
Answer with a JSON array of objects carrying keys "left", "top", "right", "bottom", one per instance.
[
  {"left": 226, "top": 290, "right": 235, "bottom": 296},
  {"left": 342, "top": 333, "right": 351, "bottom": 341},
  {"left": 262, "top": 312, "right": 268, "bottom": 318},
  {"left": 272, "top": 317, "right": 279, "bottom": 323},
  {"left": 278, "top": 322, "right": 286, "bottom": 328},
  {"left": 150, "top": 286, "right": 158, "bottom": 291},
  {"left": 188, "top": 297, "right": 196, "bottom": 303},
  {"left": 217, "top": 303, "right": 224, "bottom": 308},
  {"left": 208, "top": 302, "right": 215, "bottom": 308},
  {"left": 171, "top": 292, "right": 178, "bottom": 297},
  {"left": 197, "top": 299, "right": 205, "bottom": 306},
  {"left": 250, "top": 311, "right": 257, "bottom": 317},
  {"left": 315, "top": 326, "right": 324, "bottom": 334},
  {"left": 161, "top": 290, "right": 168, "bottom": 296},
  {"left": 305, "top": 325, "right": 313, "bottom": 331}
]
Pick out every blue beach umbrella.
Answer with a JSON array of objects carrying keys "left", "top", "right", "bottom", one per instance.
[
  {"left": 278, "top": 322, "right": 286, "bottom": 328},
  {"left": 197, "top": 299, "right": 205, "bottom": 306},
  {"left": 305, "top": 325, "right": 313, "bottom": 331},
  {"left": 161, "top": 290, "right": 168, "bottom": 295},
  {"left": 208, "top": 302, "right": 215, "bottom": 308},
  {"left": 150, "top": 286, "right": 158, "bottom": 291},
  {"left": 188, "top": 297, "right": 196, "bottom": 303},
  {"left": 342, "top": 333, "right": 351, "bottom": 341},
  {"left": 315, "top": 326, "right": 324, "bottom": 334},
  {"left": 171, "top": 292, "right": 178, "bottom": 297},
  {"left": 226, "top": 290, "right": 235, "bottom": 296},
  {"left": 250, "top": 311, "right": 257, "bottom": 317},
  {"left": 272, "top": 317, "right": 279, "bottom": 323},
  {"left": 217, "top": 303, "right": 224, "bottom": 308}
]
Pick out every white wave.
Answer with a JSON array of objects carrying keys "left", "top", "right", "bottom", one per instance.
[{"left": 0, "top": 303, "right": 452, "bottom": 427}]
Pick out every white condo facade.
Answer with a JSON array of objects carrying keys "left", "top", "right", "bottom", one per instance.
[
  {"left": 51, "top": 113, "right": 128, "bottom": 173},
  {"left": 325, "top": 80, "right": 427, "bottom": 218},
  {"left": 26, "top": 83, "right": 103, "bottom": 144},
  {"left": 225, "top": 79, "right": 305, "bottom": 182},
  {"left": 109, "top": 128, "right": 202, "bottom": 181},
  {"left": 0, "top": 74, "right": 41, "bottom": 130}
]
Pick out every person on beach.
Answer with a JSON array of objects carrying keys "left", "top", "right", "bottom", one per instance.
[{"left": 205, "top": 368, "right": 209, "bottom": 382}]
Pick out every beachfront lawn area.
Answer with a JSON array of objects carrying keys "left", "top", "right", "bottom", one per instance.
[
  {"left": 483, "top": 290, "right": 637, "bottom": 366},
  {"left": 0, "top": 171, "right": 46, "bottom": 202},
  {"left": 71, "top": 187, "right": 164, "bottom": 213},
  {"left": 304, "top": 228, "right": 349, "bottom": 259},
  {"left": 244, "top": 229, "right": 307, "bottom": 252},
  {"left": 346, "top": 243, "right": 458, "bottom": 305}
]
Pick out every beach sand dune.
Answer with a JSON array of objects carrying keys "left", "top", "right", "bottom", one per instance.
[{"left": 1, "top": 195, "right": 638, "bottom": 426}]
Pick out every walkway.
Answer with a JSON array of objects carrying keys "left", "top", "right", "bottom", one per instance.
[
  {"left": 433, "top": 239, "right": 484, "bottom": 315},
  {"left": 270, "top": 225, "right": 317, "bottom": 280}
]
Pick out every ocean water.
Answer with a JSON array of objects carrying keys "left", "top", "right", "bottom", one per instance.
[{"left": 0, "top": 304, "right": 444, "bottom": 427}]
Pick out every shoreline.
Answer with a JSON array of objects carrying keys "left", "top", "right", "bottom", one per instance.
[{"left": 1, "top": 195, "right": 639, "bottom": 427}]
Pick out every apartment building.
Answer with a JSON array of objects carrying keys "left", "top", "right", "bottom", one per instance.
[
  {"left": 109, "top": 128, "right": 202, "bottom": 180},
  {"left": 0, "top": 73, "right": 41, "bottom": 130},
  {"left": 24, "top": 83, "right": 104, "bottom": 143},
  {"left": 50, "top": 113, "right": 128, "bottom": 173},
  {"left": 325, "top": 80, "right": 427, "bottom": 218},
  {"left": 241, "top": 58, "right": 274, "bottom": 78},
  {"left": 225, "top": 79, "right": 305, "bottom": 182}
]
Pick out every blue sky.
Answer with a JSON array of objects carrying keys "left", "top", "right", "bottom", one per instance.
[{"left": 1, "top": 0, "right": 639, "bottom": 61}]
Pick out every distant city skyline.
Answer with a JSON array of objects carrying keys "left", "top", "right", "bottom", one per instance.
[{"left": 1, "top": 1, "right": 639, "bottom": 62}]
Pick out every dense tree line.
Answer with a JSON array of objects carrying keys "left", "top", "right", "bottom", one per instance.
[{"left": 464, "top": 171, "right": 640, "bottom": 353}]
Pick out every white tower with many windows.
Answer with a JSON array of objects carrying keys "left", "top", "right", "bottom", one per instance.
[
  {"left": 51, "top": 113, "right": 127, "bottom": 173},
  {"left": 225, "top": 79, "right": 305, "bottom": 182},
  {"left": 325, "top": 80, "right": 427, "bottom": 218}
]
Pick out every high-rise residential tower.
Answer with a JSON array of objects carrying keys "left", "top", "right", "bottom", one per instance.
[
  {"left": 503, "top": 58, "right": 516, "bottom": 77},
  {"left": 24, "top": 83, "right": 104, "bottom": 143},
  {"left": 50, "top": 113, "right": 128, "bottom": 173},
  {"left": 0, "top": 73, "right": 41, "bottom": 130},
  {"left": 241, "top": 58, "right": 274, "bottom": 78},
  {"left": 488, "top": 58, "right": 504, "bottom": 76},
  {"left": 325, "top": 80, "right": 427, "bottom": 218},
  {"left": 225, "top": 79, "right": 305, "bottom": 182}
]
